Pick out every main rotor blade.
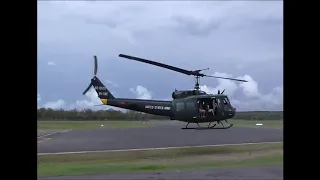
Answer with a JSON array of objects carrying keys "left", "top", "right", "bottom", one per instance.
[
  {"left": 204, "top": 75, "right": 248, "bottom": 82},
  {"left": 119, "top": 54, "right": 193, "bottom": 76},
  {"left": 94, "top": 55, "right": 98, "bottom": 76}
]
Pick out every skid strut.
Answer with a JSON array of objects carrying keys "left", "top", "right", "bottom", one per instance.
[
  {"left": 181, "top": 120, "right": 233, "bottom": 130},
  {"left": 181, "top": 122, "right": 200, "bottom": 129}
]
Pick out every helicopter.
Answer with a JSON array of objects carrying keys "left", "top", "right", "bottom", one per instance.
[{"left": 83, "top": 54, "right": 248, "bottom": 130}]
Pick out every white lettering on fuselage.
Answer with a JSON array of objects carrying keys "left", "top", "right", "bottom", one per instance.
[
  {"left": 145, "top": 105, "right": 171, "bottom": 110},
  {"left": 98, "top": 92, "right": 108, "bottom": 96},
  {"left": 94, "top": 86, "right": 107, "bottom": 91},
  {"left": 94, "top": 86, "right": 108, "bottom": 96},
  {"left": 164, "top": 107, "right": 171, "bottom": 110}
]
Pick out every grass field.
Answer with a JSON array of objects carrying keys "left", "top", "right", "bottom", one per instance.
[
  {"left": 38, "top": 119, "right": 282, "bottom": 130},
  {"left": 38, "top": 142, "right": 283, "bottom": 177}
]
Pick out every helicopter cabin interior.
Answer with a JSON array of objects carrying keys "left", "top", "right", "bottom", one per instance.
[
  {"left": 174, "top": 95, "right": 232, "bottom": 119},
  {"left": 197, "top": 96, "right": 231, "bottom": 118}
]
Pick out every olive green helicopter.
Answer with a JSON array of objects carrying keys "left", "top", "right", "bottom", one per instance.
[{"left": 83, "top": 54, "right": 247, "bottom": 130}]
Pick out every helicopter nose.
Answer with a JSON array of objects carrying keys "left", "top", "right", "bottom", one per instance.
[{"left": 228, "top": 107, "right": 236, "bottom": 118}]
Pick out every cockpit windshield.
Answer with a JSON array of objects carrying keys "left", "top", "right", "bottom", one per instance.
[{"left": 223, "top": 97, "right": 230, "bottom": 105}]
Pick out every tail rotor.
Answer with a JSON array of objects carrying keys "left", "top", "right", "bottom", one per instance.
[{"left": 83, "top": 55, "right": 98, "bottom": 95}]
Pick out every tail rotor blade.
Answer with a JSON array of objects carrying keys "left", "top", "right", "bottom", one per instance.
[
  {"left": 218, "top": 90, "right": 220, "bottom": 94},
  {"left": 83, "top": 83, "right": 92, "bottom": 95},
  {"left": 83, "top": 55, "right": 98, "bottom": 95},
  {"left": 94, "top": 55, "right": 98, "bottom": 76},
  {"left": 221, "top": 89, "right": 225, "bottom": 94}
]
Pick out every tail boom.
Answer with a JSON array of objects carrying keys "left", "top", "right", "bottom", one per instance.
[
  {"left": 83, "top": 76, "right": 115, "bottom": 105},
  {"left": 82, "top": 55, "right": 172, "bottom": 117},
  {"left": 91, "top": 77, "right": 115, "bottom": 99},
  {"left": 104, "top": 98, "right": 172, "bottom": 117},
  {"left": 83, "top": 55, "right": 115, "bottom": 102}
]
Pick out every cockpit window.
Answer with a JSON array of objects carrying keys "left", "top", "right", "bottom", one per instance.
[
  {"left": 223, "top": 97, "right": 230, "bottom": 104},
  {"left": 199, "top": 91, "right": 206, "bottom": 94}
]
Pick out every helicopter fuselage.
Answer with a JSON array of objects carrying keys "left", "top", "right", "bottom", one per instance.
[
  {"left": 82, "top": 54, "right": 245, "bottom": 127},
  {"left": 103, "top": 93, "right": 235, "bottom": 123}
]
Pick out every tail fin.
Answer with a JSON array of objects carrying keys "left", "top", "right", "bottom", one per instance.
[{"left": 83, "top": 55, "right": 115, "bottom": 105}]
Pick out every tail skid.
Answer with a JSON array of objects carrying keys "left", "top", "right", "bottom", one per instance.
[{"left": 83, "top": 56, "right": 115, "bottom": 105}]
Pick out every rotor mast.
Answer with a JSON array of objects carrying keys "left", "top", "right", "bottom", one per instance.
[{"left": 194, "top": 76, "right": 200, "bottom": 90}]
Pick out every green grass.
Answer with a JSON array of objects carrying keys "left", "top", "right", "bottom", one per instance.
[
  {"left": 38, "top": 142, "right": 283, "bottom": 177},
  {"left": 38, "top": 120, "right": 283, "bottom": 130},
  {"left": 231, "top": 120, "right": 283, "bottom": 128},
  {"left": 38, "top": 142, "right": 282, "bottom": 162},
  {"left": 38, "top": 153, "right": 282, "bottom": 176},
  {"left": 38, "top": 121, "right": 149, "bottom": 130}
]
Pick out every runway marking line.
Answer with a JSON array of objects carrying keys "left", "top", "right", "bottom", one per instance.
[
  {"left": 37, "top": 129, "right": 72, "bottom": 144},
  {"left": 38, "top": 138, "right": 51, "bottom": 144},
  {"left": 38, "top": 141, "right": 282, "bottom": 156},
  {"left": 37, "top": 129, "right": 72, "bottom": 139}
]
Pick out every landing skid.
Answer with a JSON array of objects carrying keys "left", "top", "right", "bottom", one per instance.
[{"left": 181, "top": 120, "right": 233, "bottom": 130}]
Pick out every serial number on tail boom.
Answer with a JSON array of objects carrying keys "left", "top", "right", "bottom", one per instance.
[
  {"left": 145, "top": 105, "right": 171, "bottom": 110},
  {"left": 94, "top": 86, "right": 107, "bottom": 91}
]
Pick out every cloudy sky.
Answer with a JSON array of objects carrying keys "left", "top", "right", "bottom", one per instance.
[{"left": 37, "top": 1, "right": 283, "bottom": 111}]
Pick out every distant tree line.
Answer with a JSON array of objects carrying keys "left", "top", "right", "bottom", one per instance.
[
  {"left": 233, "top": 111, "right": 282, "bottom": 120},
  {"left": 37, "top": 108, "right": 283, "bottom": 121}
]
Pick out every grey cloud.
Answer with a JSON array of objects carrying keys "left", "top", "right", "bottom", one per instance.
[{"left": 171, "top": 15, "right": 221, "bottom": 37}]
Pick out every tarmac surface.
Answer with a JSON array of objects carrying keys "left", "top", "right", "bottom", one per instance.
[
  {"left": 37, "top": 123, "right": 283, "bottom": 153},
  {"left": 38, "top": 165, "right": 283, "bottom": 180},
  {"left": 37, "top": 121, "right": 283, "bottom": 179}
]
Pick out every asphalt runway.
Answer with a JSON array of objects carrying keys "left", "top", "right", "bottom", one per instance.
[
  {"left": 38, "top": 165, "right": 283, "bottom": 180},
  {"left": 38, "top": 122, "right": 283, "bottom": 179},
  {"left": 37, "top": 122, "right": 283, "bottom": 153}
]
